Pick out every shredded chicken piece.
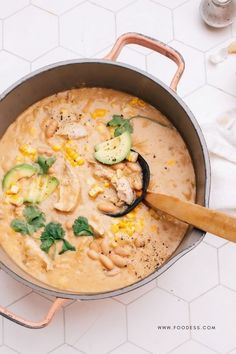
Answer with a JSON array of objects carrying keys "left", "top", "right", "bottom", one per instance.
[
  {"left": 112, "top": 176, "right": 135, "bottom": 205},
  {"left": 56, "top": 122, "right": 88, "bottom": 139},
  {"left": 54, "top": 163, "right": 80, "bottom": 212},
  {"left": 93, "top": 163, "right": 135, "bottom": 205},
  {"left": 93, "top": 164, "right": 114, "bottom": 180},
  {"left": 25, "top": 238, "right": 53, "bottom": 271}
]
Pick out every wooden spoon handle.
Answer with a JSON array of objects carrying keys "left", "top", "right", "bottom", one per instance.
[{"left": 145, "top": 192, "right": 236, "bottom": 243}]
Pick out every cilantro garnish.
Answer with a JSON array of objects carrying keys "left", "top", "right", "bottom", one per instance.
[
  {"left": 72, "top": 216, "right": 94, "bottom": 236},
  {"left": 10, "top": 219, "right": 32, "bottom": 235},
  {"left": 36, "top": 155, "right": 56, "bottom": 175},
  {"left": 40, "top": 222, "right": 75, "bottom": 254},
  {"left": 59, "top": 239, "right": 76, "bottom": 255},
  {"left": 107, "top": 115, "right": 133, "bottom": 137},
  {"left": 11, "top": 205, "right": 45, "bottom": 236}
]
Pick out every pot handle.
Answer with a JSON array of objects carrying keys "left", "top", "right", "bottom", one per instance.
[
  {"left": 0, "top": 297, "right": 66, "bottom": 328},
  {"left": 104, "top": 32, "right": 185, "bottom": 91}
]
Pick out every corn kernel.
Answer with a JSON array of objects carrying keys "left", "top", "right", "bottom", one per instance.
[
  {"left": 129, "top": 97, "right": 146, "bottom": 107},
  {"left": 126, "top": 211, "right": 136, "bottom": 220},
  {"left": 166, "top": 159, "right": 176, "bottom": 167},
  {"left": 15, "top": 156, "right": 24, "bottom": 164},
  {"left": 103, "top": 181, "right": 110, "bottom": 188},
  {"left": 111, "top": 224, "right": 120, "bottom": 233},
  {"left": 111, "top": 241, "right": 118, "bottom": 248},
  {"left": 91, "top": 108, "right": 107, "bottom": 119},
  {"left": 126, "top": 151, "right": 138, "bottom": 162},
  {"left": 29, "top": 127, "right": 36, "bottom": 136},
  {"left": 88, "top": 184, "right": 104, "bottom": 198},
  {"left": 52, "top": 145, "right": 61, "bottom": 152},
  {"left": 151, "top": 225, "right": 157, "bottom": 232},
  {"left": 19, "top": 144, "right": 37, "bottom": 159},
  {"left": 6, "top": 184, "right": 20, "bottom": 195},
  {"left": 77, "top": 159, "right": 85, "bottom": 166}
]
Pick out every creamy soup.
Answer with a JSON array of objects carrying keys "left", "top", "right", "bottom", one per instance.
[{"left": 0, "top": 88, "right": 195, "bottom": 292}]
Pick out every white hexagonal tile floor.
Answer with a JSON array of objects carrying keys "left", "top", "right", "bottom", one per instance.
[
  {"left": 65, "top": 299, "right": 126, "bottom": 354},
  {"left": 170, "top": 340, "right": 216, "bottom": 354},
  {"left": 0, "top": 347, "right": 18, "bottom": 354},
  {"left": 183, "top": 85, "right": 236, "bottom": 126},
  {"left": 50, "top": 344, "right": 84, "bottom": 354},
  {"left": 0, "top": 0, "right": 29, "bottom": 19},
  {"left": 147, "top": 40, "right": 205, "bottom": 97},
  {"left": 110, "top": 342, "right": 150, "bottom": 354},
  {"left": 191, "top": 286, "right": 236, "bottom": 353},
  {"left": 31, "top": 0, "right": 84, "bottom": 15},
  {"left": 154, "top": 0, "right": 191, "bottom": 9},
  {"left": 0, "top": 51, "right": 30, "bottom": 93},
  {"left": 4, "top": 5, "right": 58, "bottom": 61},
  {"left": 60, "top": 2, "right": 115, "bottom": 56},
  {"left": 219, "top": 243, "right": 236, "bottom": 291},
  {"left": 0, "top": 271, "right": 31, "bottom": 307},
  {"left": 114, "top": 279, "right": 156, "bottom": 305},
  {"left": 91, "top": 0, "right": 135, "bottom": 12},
  {"left": 157, "top": 242, "right": 218, "bottom": 301},
  {"left": 128, "top": 288, "right": 189, "bottom": 354},
  {"left": 0, "top": 319, "right": 2, "bottom": 345},
  {"left": 31, "top": 47, "right": 79, "bottom": 71},
  {"left": 206, "top": 39, "right": 236, "bottom": 97}
]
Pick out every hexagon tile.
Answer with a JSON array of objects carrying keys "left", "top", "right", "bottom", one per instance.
[
  {"left": 65, "top": 299, "right": 126, "bottom": 354},
  {"left": 4, "top": 5, "right": 58, "bottom": 61},
  {"left": 0, "top": 1, "right": 236, "bottom": 354},
  {"left": 60, "top": 2, "right": 115, "bottom": 56},
  {"left": 157, "top": 242, "right": 218, "bottom": 302},
  {"left": 190, "top": 286, "right": 236, "bottom": 353},
  {"left": 128, "top": 288, "right": 189, "bottom": 354}
]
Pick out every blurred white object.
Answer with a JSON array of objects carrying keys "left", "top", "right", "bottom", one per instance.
[
  {"left": 202, "top": 109, "right": 236, "bottom": 211},
  {"left": 203, "top": 109, "right": 236, "bottom": 163},
  {"left": 209, "top": 47, "right": 228, "bottom": 64},
  {"left": 200, "top": 0, "right": 234, "bottom": 28}
]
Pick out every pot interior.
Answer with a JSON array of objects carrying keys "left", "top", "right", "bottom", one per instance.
[{"left": 0, "top": 60, "right": 210, "bottom": 299}]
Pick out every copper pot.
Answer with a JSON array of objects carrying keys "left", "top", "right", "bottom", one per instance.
[{"left": 0, "top": 33, "right": 210, "bottom": 328}]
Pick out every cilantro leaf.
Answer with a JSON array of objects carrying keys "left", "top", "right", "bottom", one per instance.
[
  {"left": 107, "top": 115, "right": 133, "bottom": 137},
  {"left": 72, "top": 216, "right": 94, "bottom": 237},
  {"left": 36, "top": 155, "right": 56, "bottom": 175},
  {"left": 59, "top": 239, "right": 76, "bottom": 255},
  {"left": 106, "top": 115, "right": 124, "bottom": 127},
  {"left": 40, "top": 238, "right": 54, "bottom": 253},
  {"left": 40, "top": 222, "right": 65, "bottom": 242},
  {"left": 10, "top": 219, "right": 30, "bottom": 235},
  {"left": 23, "top": 205, "right": 45, "bottom": 232},
  {"left": 10, "top": 206, "right": 45, "bottom": 235},
  {"left": 40, "top": 222, "right": 75, "bottom": 254}
]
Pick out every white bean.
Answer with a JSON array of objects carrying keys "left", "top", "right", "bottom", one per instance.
[
  {"left": 114, "top": 247, "right": 130, "bottom": 257},
  {"left": 97, "top": 201, "right": 117, "bottom": 213},
  {"left": 101, "top": 237, "right": 110, "bottom": 255},
  {"left": 87, "top": 249, "right": 99, "bottom": 260},
  {"left": 89, "top": 241, "right": 100, "bottom": 253},
  {"left": 109, "top": 254, "right": 128, "bottom": 268},
  {"left": 99, "top": 254, "right": 114, "bottom": 270}
]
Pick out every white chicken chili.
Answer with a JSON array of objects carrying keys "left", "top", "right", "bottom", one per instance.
[{"left": 0, "top": 88, "right": 195, "bottom": 292}]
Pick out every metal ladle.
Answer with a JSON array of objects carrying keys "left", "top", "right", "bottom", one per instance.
[{"left": 109, "top": 152, "right": 236, "bottom": 243}]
